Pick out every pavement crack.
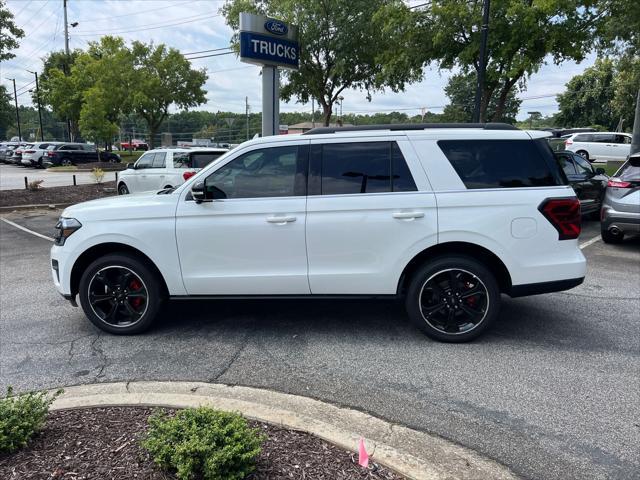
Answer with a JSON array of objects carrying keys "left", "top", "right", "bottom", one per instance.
[
  {"left": 209, "top": 330, "right": 250, "bottom": 383},
  {"left": 89, "top": 333, "right": 108, "bottom": 380}
]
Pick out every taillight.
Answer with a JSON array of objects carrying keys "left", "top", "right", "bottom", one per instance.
[
  {"left": 25, "top": 150, "right": 35, "bottom": 153},
  {"left": 47, "top": 151, "right": 55, "bottom": 156},
  {"left": 607, "top": 179, "right": 631, "bottom": 188},
  {"left": 565, "top": 139, "right": 573, "bottom": 145},
  {"left": 183, "top": 171, "right": 196, "bottom": 181},
  {"left": 539, "top": 197, "right": 581, "bottom": 240}
]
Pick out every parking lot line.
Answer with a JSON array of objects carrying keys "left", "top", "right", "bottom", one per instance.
[
  {"left": 0, "top": 217, "right": 54, "bottom": 242},
  {"left": 579, "top": 234, "right": 601, "bottom": 250}
]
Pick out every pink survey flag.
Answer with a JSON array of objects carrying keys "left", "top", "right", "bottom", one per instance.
[{"left": 358, "top": 437, "right": 369, "bottom": 468}]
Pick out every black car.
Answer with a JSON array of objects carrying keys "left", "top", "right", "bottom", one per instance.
[
  {"left": 555, "top": 150, "right": 608, "bottom": 217},
  {"left": 44, "top": 143, "right": 121, "bottom": 166}
]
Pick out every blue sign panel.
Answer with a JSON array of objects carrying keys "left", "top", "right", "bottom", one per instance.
[
  {"left": 264, "top": 19, "right": 288, "bottom": 36},
  {"left": 240, "top": 31, "right": 299, "bottom": 69}
]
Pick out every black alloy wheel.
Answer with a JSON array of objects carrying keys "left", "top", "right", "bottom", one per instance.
[
  {"left": 405, "top": 256, "right": 500, "bottom": 342},
  {"left": 79, "top": 253, "right": 163, "bottom": 334},
  {"left": 118, "top": 183, "right": 129, "bottom": 195}
]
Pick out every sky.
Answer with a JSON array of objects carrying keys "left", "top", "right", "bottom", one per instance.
[{"left": 2, "top": 0, "right": 598, "bottom": 122}]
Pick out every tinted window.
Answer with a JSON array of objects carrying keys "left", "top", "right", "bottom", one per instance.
[
  {"left": 616, "top": 135, "right": 631, "bottom": 144},
  {"left": 556, "top": 154, "right": 576, "bottom": 176},
  {"left": 321, "top": 142, "right": 390, "bottom": 194},
  {"left": 173, "top": 152, "right": 190, "bottom": 168},
  {"left": 136, "top": 152, "right": 154, "bottom": 168},
  {"left": 573, "top": 134, "right": 593, "bottom": 142},
  {"left": 392, "top": 143, "right": 417, "bottom": 192},
  {"left": 594, "top": 134, "right": 615, "bottom": 143},
  {"left": 191, "top": 152, "right": 225, "bottom": 168},
  {"left": 151, "top": 152, "right": 166, "bottom": 168},
  {"left": 573, "top": 154, "right": 594, "bottom": 175},
  {"left": 617, "top": 158, "right": 640, "bottom": 181},
  {"left": 438, "top": 139, "right": 560, "bottom": 189},
  {"left": 204, "top": 146, "right": 300, "bottom": 199},
  {"left": 59, "top": 145, "right": 80, "bottom": 151}
]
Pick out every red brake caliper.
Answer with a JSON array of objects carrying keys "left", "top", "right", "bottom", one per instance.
[{"left": 129, "top": 279, "right": 143, "bottom": 308}]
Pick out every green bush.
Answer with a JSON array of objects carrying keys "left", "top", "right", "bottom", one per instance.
[
  {"left": 142, "top": 407, "right": 265, "bottom": 480},
  {"left": 0, "top": 386, "right": 62, "bottom": 453}
]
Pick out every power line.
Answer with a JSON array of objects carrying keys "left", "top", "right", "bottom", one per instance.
[
  {"left": 74, "top": 0, "right": 204, "bottom": 22},
  {"left": 73, "top": 12, "right": 221, "bottom": 36},
  {"left": 186, "top": 51, "right": 235, "bottom": 60},
  {"left": 21, "top": 0, "right": 54, "bottom": 39},
  {"left": 182, "top": 47, "right": 233, "bottom": 56},
  {"left": 14, "top": 0, "right": 34, "bottom": 17}
]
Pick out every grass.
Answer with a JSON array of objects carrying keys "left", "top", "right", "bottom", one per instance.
[
  {"left": 114, "top": 150, "right": 144, "bottom": 162},
  {"left": 47, "top": 166, "right": 77, "bottom": 171}
]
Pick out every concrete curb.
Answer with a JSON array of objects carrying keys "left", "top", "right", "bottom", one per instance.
[
  {"left": 52, "top": 382, "right": 518, "bottom": 480},
  {"left": 0, "top": 203, "right": 70, "bottom": 213}
]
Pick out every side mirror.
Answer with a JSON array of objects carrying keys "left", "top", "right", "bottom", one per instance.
[
  {"left": 595, "top": 167, "right": 606, "bottom": 175},
  {"left": 191, "top": 180, "right": 207, "bottom": 203},
  {"left": 126, "top": 162, "right": 134, "bottom": 170}
]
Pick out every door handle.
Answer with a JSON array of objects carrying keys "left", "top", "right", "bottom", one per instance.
[
  {"left": 393, "top": 211, "right": 425, "bottom": 220},
  {"left": 266, "top": 215, "right": 297, "bottom": 224}
]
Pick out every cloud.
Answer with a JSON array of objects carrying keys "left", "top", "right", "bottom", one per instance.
[{"left": 3, "top": 0, "right": 597, "bottom": 120}]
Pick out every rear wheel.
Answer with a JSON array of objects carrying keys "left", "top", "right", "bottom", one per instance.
[
  {"left": 118, "top": 182, "right": 129, "bottom": 195},
  {"left": 601, "top": 227, "right": 624, "bottom": 244},
  {"left": 405, "top": 256, "right": 500, "bottom": 342},
  {"left": 78, "top": 253, "right": 163, "bottom": 334},
  {"left": 61, "top": 157, "right": 73, "bottom": 166}
]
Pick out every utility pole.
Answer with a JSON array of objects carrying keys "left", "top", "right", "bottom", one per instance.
[
  {"left": 631, "top": 88, "right": 640, "bottom": 156},
  {"left": 245, "top": 96, "right": 249, "bottom": 140},
  {"left": 473, "top": 0, "right": 490, "bottom": 123},
  {"left": 311, "top": 98, "right": 315, "bottom": 127},
  {"left": 64, "top": 0, "right": 70, "bottom": 55},
  {"left": 6, "top": 78, "right": 22, "bottom": 141},
  {"left": 28, "top": 71, "right": 45, "bottom": 141}
]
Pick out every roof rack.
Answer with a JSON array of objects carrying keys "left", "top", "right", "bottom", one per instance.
[{"left": 302, "top": 122, "right": 519, "bottom": 135}]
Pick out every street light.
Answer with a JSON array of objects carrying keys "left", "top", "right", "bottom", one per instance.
[
  {"left": 5, "top": 78, "right": 22, "bottom": 141},
  {"left": 27, "top": 70, "right": 44, "bottom": 141}
]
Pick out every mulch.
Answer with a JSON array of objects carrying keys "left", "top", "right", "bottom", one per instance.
[
  {"left": 0, "top": 182, "right": 117, "bottom": 207},
  {"left": 0, "top": 407, "right": 404, "bottom": 480}
]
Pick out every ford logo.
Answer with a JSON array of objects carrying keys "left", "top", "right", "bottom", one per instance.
[{"left": 265, "top": 19, "right": 288, "bottom": 36}]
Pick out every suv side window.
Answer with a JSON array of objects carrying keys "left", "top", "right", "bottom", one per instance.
[
  {"left": 438, "top": 139, "right": 559, "bottom": 189},
  {"left": 594, "top": 134, "right": 615, "bottom": 143},
  {"left": 316, "top": 142, "right": 416, "bottom": 195},
  {"left": 151, "top": 152, "right": 166, "bottom": 168},
  {"left": 573, "top": 154, "right": 594, "bottom": 175},
  {"left": 204, "top": 146, "right": 302, "bottom": 199},
  {"left": 616, "top": 135, "right": 631, "bottom": 144},
  {"left": 573, "top": 134, "right": 593, "bottom": 142},
  {"left": 136, "top": 152, "right": 154, "bottom": 169},
  {"left": 173, "top": 152, "right": 190, "bottom": 168},
  {"left": 557, "top": 153, "right": 577, "bottom": 176}
]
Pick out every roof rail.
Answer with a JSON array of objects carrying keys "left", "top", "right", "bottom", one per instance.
[{"left": 302, "top": 122, "right": 519, "bottom": 135}]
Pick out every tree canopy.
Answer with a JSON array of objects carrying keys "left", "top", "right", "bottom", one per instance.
[
  {"left": 0, "top": 0, "right": 24, "bottom": 62},
  {"left": 222, "top": 0, "right": 423, "bottom": 126}
]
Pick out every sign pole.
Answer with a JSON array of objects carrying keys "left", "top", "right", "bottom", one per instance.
[{"left": 262, "top": 65, "right": 279, "bottom": 137}]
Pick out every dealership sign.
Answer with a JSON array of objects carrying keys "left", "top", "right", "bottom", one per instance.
[{"left": 239, "top": 13, "right": 299, "bottom": 69}]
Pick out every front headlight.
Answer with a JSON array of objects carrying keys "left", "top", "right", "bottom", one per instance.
[{"left": 54, "top": 217, "right": 82, "bottom": 246}]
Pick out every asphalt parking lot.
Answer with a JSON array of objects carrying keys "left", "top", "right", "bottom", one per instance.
[{"left": 0, "top": 210, "right": 638, "bottom": 480}]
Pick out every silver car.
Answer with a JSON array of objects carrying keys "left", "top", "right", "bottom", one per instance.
[{"left": 601, "top": 152, "right": 640, "bottom": 243}]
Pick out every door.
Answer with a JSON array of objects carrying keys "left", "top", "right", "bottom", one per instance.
[
  {"left": 614, "top": 134, "right": 632, "bottom": 161},
  {"left": 132, "top": 152, "right": 156, "bottom": 191},
  {"left": 306, "top": 138, "right": 438, "bottom": 295},
  {"left": 176, "top": 142, "right": 310, "bottom": 295},
  {"left": 593, "top": 133, "right": 617, "bottom": 161},
  {"left": 572, "top": 153, "right": 604, "bottom": 212},
  {"left": 149, "top": 151, "right": 168, "bottom": 189}
]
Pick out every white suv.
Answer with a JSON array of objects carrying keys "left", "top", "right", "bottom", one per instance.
[
  {"left": 51, "top": 124, "right": 586, "bottom": 342},
  {"left": 117, "top": 147, "right": 228, "bottom": 194},
  {"left": 564, "top": 132, "right": 632, "bottom": 162}
]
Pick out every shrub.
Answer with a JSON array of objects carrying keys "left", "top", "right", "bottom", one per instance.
[
  {"left": 142, "top": 407, "right": 265, "bottom": 480},
  {"left": 91, "top": 167, "right": 105, "bottom": 184},
  {"left": 27, "top": 179, "right": 44, "bottom": 191},
  {"left": 0, "top": 386, "right": 62, "bottom": 453}
]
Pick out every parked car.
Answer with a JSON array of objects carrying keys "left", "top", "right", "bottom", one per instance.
[
  {"left": 43, "top": 143, "right": 121, "bottom": 166},
  {"left": 0, "top": 142, "right": 19, "bottom": 162},
  {"left": 51, "top": 123, "right": 586, "bottom": 342},
  {"left": 117, "top": 147, "right": 228, "bottom": 194},
  {"left": 564, "top": 132, "right": 632, "bottom": 162},
  {"left": 554, "top": 150, "right": 608, "bottom": 217},
  {"left": 600, "top": 152, "right": 640, "bottom": 243},
  {"left": 120, "top": 139, "right": 149, "bottom": 151},
  {"left": 21, "top": 141, "right": 64, "bottom": 168},
  {"left": 9, "top": 143, "right": 31, "bottom": 165}
]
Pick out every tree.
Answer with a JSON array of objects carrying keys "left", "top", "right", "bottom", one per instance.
[
  {"left": 397, "top": 0, "right": 605, "bottom": 122},
  {"left": 130, "top": 42, "right": 207, "bottom": 148},
  {"left": 0, "top": 85, "right": 13, "bottom": 139},
  {"left": 222, "top": 0, "right": 423, "bottom": 126},
  {"left": 441, "top": 72, "right": 521, "bottom": 123},
  {"left": 556, "top": 56, "right": 639, "bottom": 130},
  {"left": 0, "top": 0, "right": 24, "bottom": 61},
  {"left": 597, "top": 0, "right": 640, "bottom": 54}
]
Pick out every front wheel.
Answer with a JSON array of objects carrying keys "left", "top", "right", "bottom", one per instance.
[
  {"left": 61, "top": 158, "right": 73, "bottom": 166},
  {"left": 78, "top": 253, "right": 164, "bottom": 334},
  {"left": 118, "top": 182, "right": 129, "bottom": 195},
  {"left": 405, "top": 256, "right": 500, "bottom": 342},
  {"left": 601, "top": 227, "right": 624, "bottom": 244}
]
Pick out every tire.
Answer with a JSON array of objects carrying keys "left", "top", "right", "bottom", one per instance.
[
  {"left": 601, "top": 227, "right": 624, "bottom": 244},
  {"left": 61, "top": 157, "right": 73, "bottom": 166},
  {"left": 405, "top": 255, "right": 500, "bottom": 342},
  {"left": 78, "top": 253, "right": 164, "bottom": 334},
  {"left": 576, "top": 150, "right": 589, "bottom": 161},
  {"left": 118, "top": 182, "right": 129, "bottom": 195}
]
